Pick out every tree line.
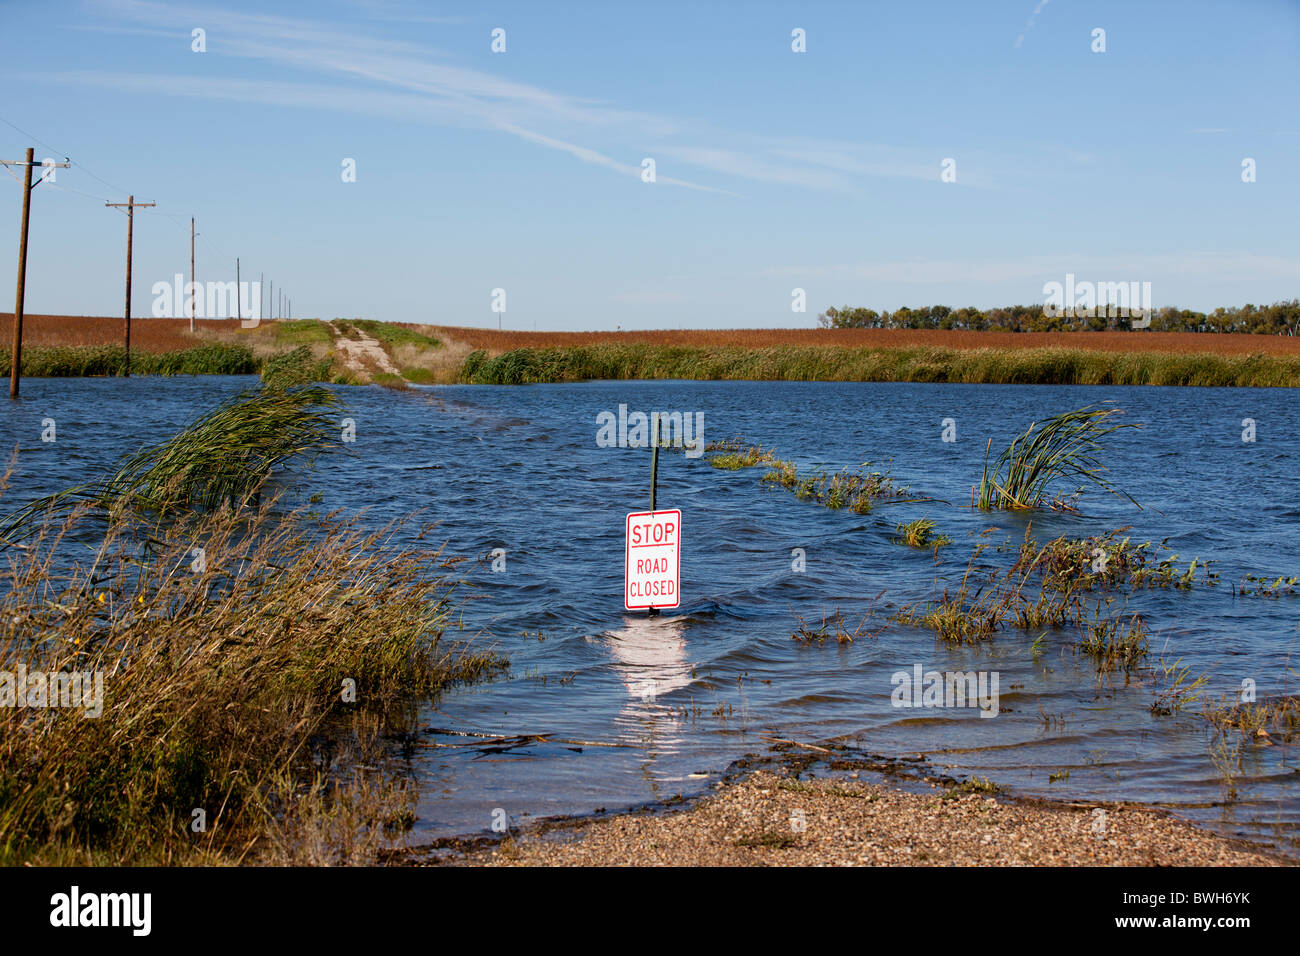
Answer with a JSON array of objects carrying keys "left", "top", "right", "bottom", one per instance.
[{"left": 817, "top": 300, "right": 1300, "bottom": 334}]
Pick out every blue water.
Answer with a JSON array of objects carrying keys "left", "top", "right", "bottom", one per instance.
[{"left": 4, "top": 376, "right": 1298, "bottom": 854}]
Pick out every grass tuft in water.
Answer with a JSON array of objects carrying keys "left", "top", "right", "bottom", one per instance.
[
  {"left": 976, "top": 404, "right": 1139, "bottom": 511},
  {"left": 894, "top": 518, "right": 951, "bottom": 549},
  {"left": 0, "top": 385, "right": 341, "bottom": 543}
]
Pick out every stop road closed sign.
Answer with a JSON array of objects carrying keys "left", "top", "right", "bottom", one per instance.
[{"left": 625, "top": 509, "right": 681, "bottom": 610}]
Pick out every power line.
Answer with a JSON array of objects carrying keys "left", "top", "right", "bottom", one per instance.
[
  {"left": 1, "top": 113, "right": 135, "bottom": 200},
  {"left": 3, "top": 116, "right": 286, "bottom": 326},
  {"left": 0, "top": 115, "right": 62, "bottom": 159},
  {"left": 45, "top": 181, "right": 116, "bottom": 204}
]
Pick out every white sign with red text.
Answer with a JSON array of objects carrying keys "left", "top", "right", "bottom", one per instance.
[{"left": 625, "top": 509, "right": 681, "bottom": 610}]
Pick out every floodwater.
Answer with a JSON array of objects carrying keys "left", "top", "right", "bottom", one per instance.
[{"left": 4, "top": 376, "right": 1298, "bottom": 854}]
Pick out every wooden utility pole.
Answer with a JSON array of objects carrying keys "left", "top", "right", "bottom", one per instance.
[
  {"left": 105, "top": 196, "right": 155, "bottom": 377},
  {"left": 4, "top": 148, "right": 68, "bottom": 399},
  {"left": 189, "top": 217, "right": 196, "bottom": 332}
]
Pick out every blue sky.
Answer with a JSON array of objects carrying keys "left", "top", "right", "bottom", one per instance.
[{"left": 0, "top": 0, "right": 1297, "bottom": 329}]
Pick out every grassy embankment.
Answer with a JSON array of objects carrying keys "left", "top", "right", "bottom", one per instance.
[
  {"left": 8, "top": 316, "right": 1300, "bottom": 386},
  {"left": 0, "top": 315, "right": 443, "bottom": 384},
  {"left": 0, "top": 382, "right": 502, "bottom": 864},
  {"left": 459, "top": 342, "right": 1300, "bottom": 387}
]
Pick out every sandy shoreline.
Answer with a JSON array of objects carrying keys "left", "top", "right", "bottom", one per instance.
[{"left": 411, "top": 764, "right": 1290, "bottom": 867}]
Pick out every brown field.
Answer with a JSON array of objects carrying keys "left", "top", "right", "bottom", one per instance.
[
  {"left": 421, "top": 325, "right": 1300, "bottom": 356},
  {"left": 0, "top": 314, "right": 257, "bottom": 351},
  {"left": 8, "top": 314, "right": 1300, "bottom": 364}
]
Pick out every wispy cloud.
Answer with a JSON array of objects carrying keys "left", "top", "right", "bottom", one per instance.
[
  {"left": 68, "top": 0, "right": 984, "bottom": 197},
  {"left": 1014, "top": 0, "right": 1051, "bottom": 49}
]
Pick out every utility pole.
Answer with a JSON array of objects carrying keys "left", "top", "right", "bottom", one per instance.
[
  {"left": 4, "top": 148, "right": 68, "bottom": 399},
  {"left": 189, "top": 217, "right": 196, "bottom": 332},
  {"left": 105, "top": 195, "right": 156, "bottom": 377}
]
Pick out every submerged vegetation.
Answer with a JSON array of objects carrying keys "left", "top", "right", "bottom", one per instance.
[
  {"left": 704, "top": 439, "right": 778, "bottom": 471},
  {"left": 894, "top": 549, "right": 1011, "bottom": 644},
  {"left": 789, "top": 606, "right": 878, "bottom": 645},
  {"left": 1236, "top": 574, "right": 1298, "bottom": 598},
  {"left": 1010, "top": 527, "right": 1214, "bottom": 593},
  {"left": 1077, "top": 602, "right": 1150, "bottom": 672},
  {"left": 894, "top": 518, "right": 951, "bottom": 549},
  {"left": 702, "top": 439, "right": 910, "bottom": 515},
  {"left": 893, "top": 525, "right": 1214, "bottom": 673}
]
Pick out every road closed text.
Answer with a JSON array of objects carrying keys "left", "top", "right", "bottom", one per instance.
[{"left": 625, "top": 509, "right": 681, "bottom": 609}]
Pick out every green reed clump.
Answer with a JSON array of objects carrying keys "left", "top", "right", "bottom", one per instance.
[
  {"left": 0, "top": 385, "right": 341, "bottom": 542},
  {"left": 894, "top": 518, "right": 951, "bottom": 549},
  {"left": 1203, "top": 694, "right": 1300, "bottom": 741},
  {"left": 457, "top": 343, "right": 1300, "bottom": 388},
  {"left": 1010, "top": 527, "right": 1213, "bottom": 593},
  {"left": 977, "top": 404, "right": 1140, "bottom": 511},
  {"left": 704, "top": 439, "right": 777, "bottom": 470},
  {"left": 789, "top": 606, "right": 874, "bottom": 645},
  {"left": 1009, "top": 589, "right": 1076, "bottom": 629},
  {"left": 1149, "top": 656, "right": 1210, "bottom": 716},
  {"left": 0, "top": 344, "right": 258, "bottom": 377},
  {"left": 261, "top": 345, "right": 335, "bottom": 388},
  {"left": 698, "top": 435, "right": 909, "bottom": 515},
  {"left": 759, "top": 462, "right": 907, "bottom": 514},
  {"left": 1237, "top": 574, "right": 1298, "bottom": 597},
  {"left": 895, "top": 549, "right": 1011, "bottom": 643},
  {"left": 0, "top": 500, "right": 504, "bottom": 865},
  {"left": 1077, "top": 602, "right": 1149, "bottom": 672}
]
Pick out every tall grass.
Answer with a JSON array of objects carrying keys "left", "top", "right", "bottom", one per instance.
[
  {"left": 0, "top": 384, "right": 501, "bottom": 863},
  {"left": 261, "top": 345, "right": 336, "bottom": 388},
  {"left": 976, "top": 405, "right": 1139, "bottom": 511},
  {"left": 0, "top": 344, "right": 257, "bottom": 377},
  {"left": 458, "top": 343, "right": 1300, "bottom": 387},
  {"left": 0, "top": 385, "right": 341, "bottom": 542},
  {"left": 0, "top": 500, "right": 501, "bottom": 864}
]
